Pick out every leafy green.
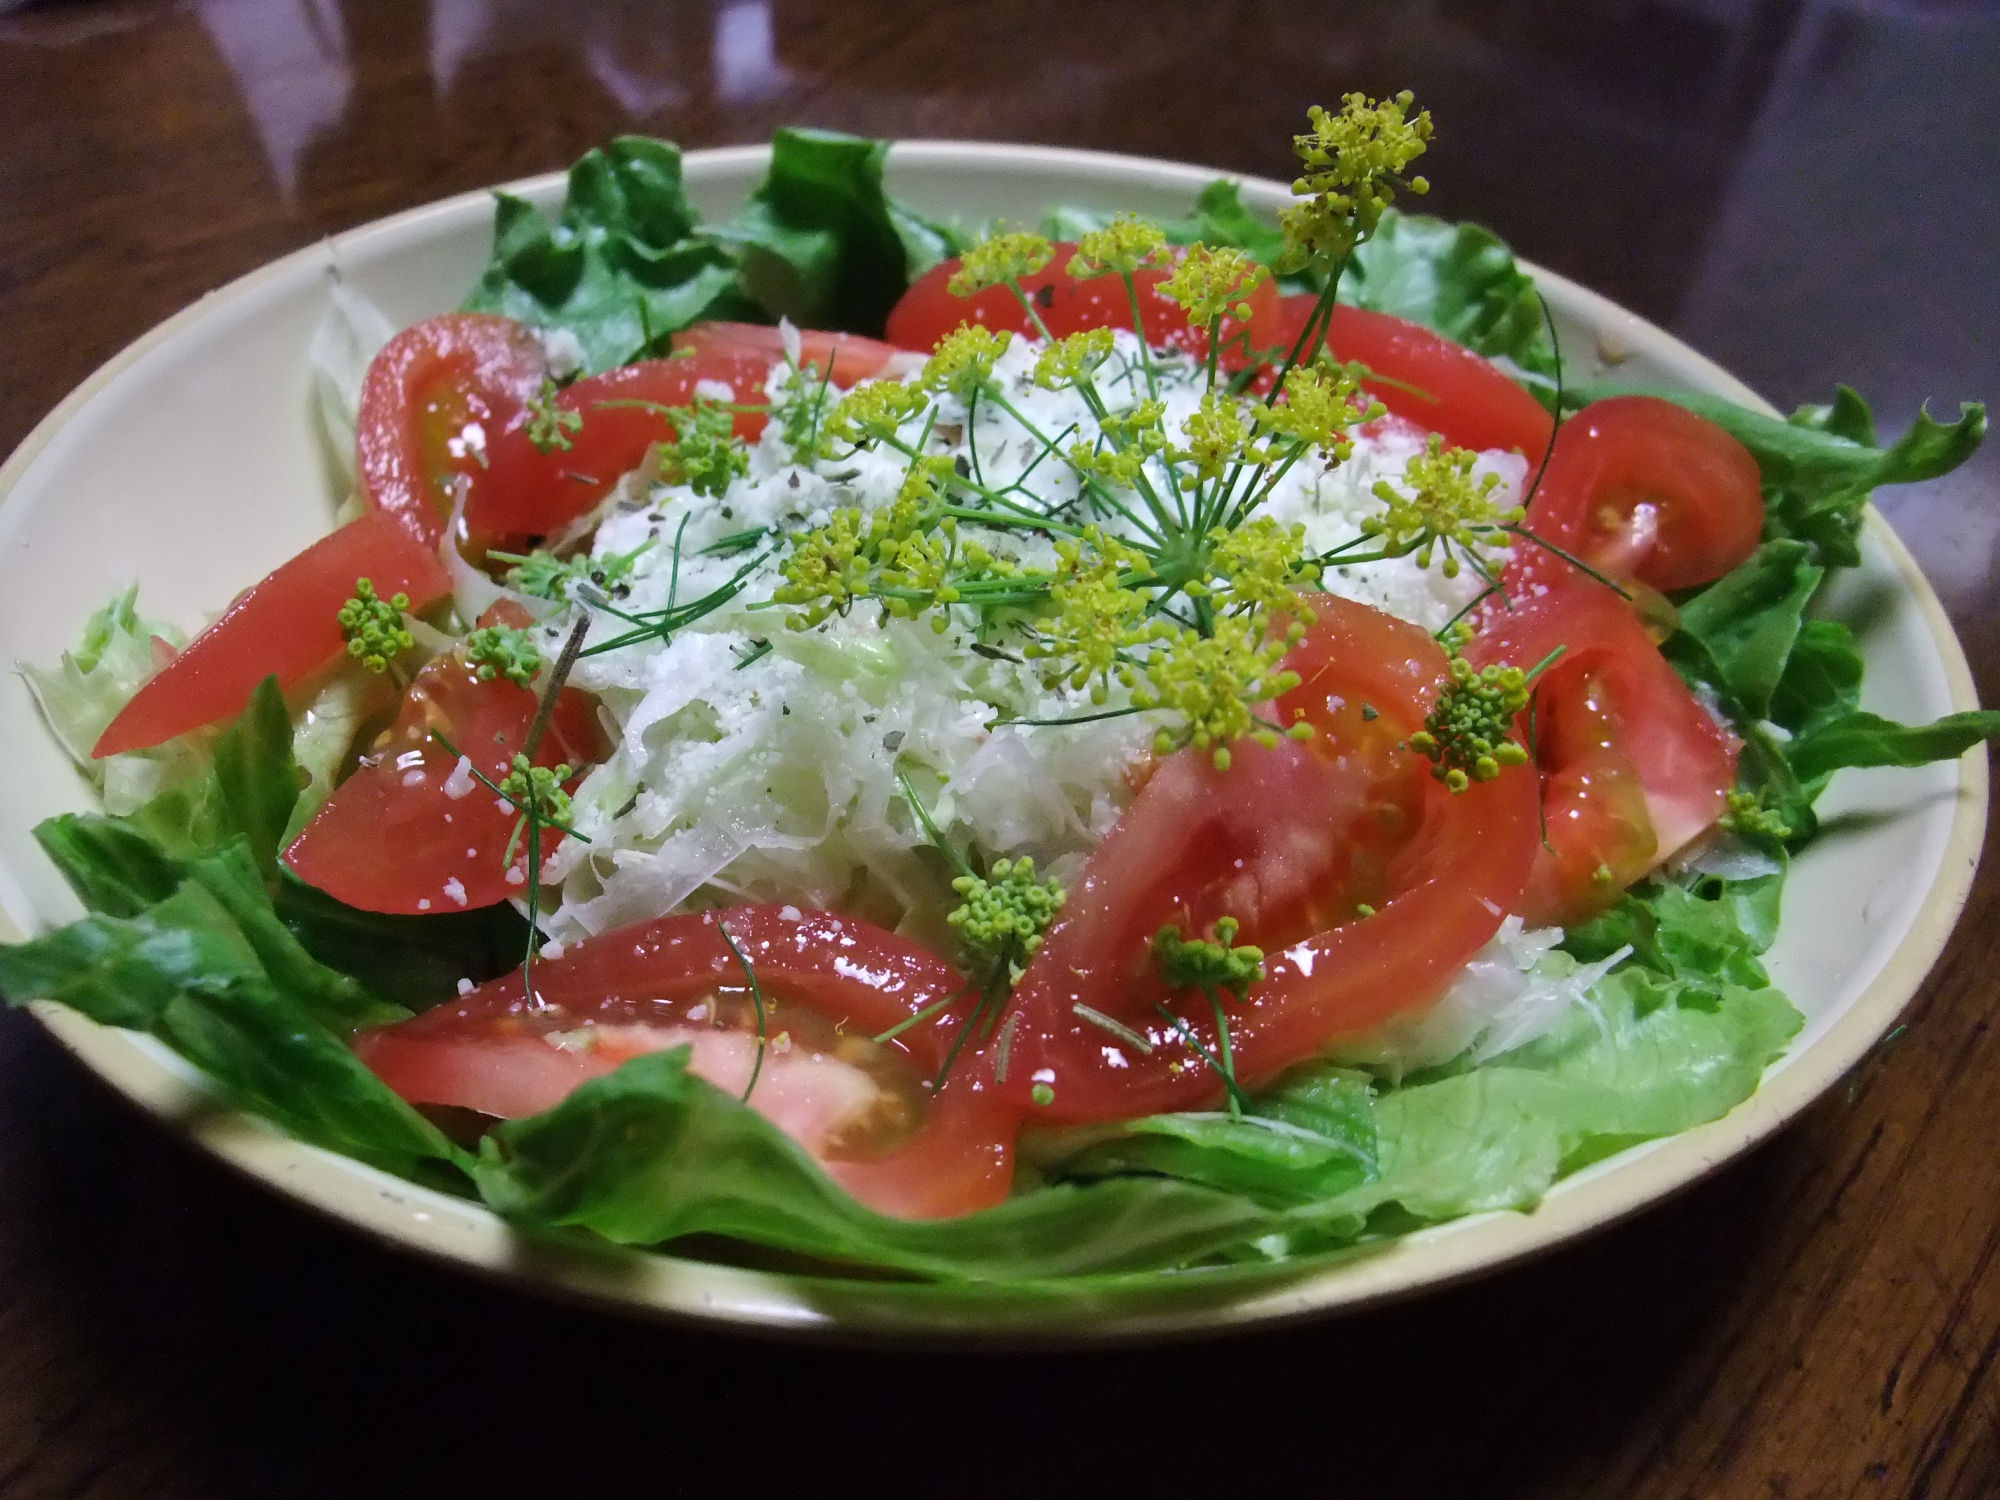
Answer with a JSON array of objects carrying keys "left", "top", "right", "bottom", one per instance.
[
  {"left": 1787, "top": 709, "right": 2000, "bottom": 787},
  {"left": 463, "top": 136, "right": 748, "bottom": 373},
  {"left": 1033, "top": 960, "right": 1798, "bottom": 1249},
  {"left": 1769, "top": 619, "right": 1864, "bottom": 738},
  {"left": 0, "top": 855, "right": 455, "bottom": 1177},
  {"left": 1314, "top": 967, "right": 1800, "bottom": 1221},
  {"left": 22, "top": 585, "right": 209, "bottom": 816},
  {"left": 723, "top": 127, "right": 960, "bottom": 335},
  {"left": 21, "top": 676, "right": 503, "bottom": 1020},
  {"left": 475, "top": 1048, "right": 1311, "bottom": 1279},
  {"left": 1564, "top": 876, "right": 1779, "bottom": 989},
  {"left": 465, "top": 128, "right": 962, "bottom": 368},
  {"left": 1666, "top": 540, "right": 1822, "bottom": 720},
  {"left": 1044, "top": 1064, "right": 1377, "bottom": 1208},
  {"left": 272, "top": 877, "right": 531, "bottom": 1011}
]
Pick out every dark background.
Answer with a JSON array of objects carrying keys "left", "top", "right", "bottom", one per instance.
[{"left": 2, "top": 2, "right": 1998, "bottom": 1495}]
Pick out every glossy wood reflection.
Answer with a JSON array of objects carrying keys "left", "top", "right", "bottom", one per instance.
[{"left": 1, "top": 2, "right": 1997, "bottom": 1497}]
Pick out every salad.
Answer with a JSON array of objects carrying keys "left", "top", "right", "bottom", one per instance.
[{"left": 4, "top": 96, "right": 1994, "bottom": 1283}]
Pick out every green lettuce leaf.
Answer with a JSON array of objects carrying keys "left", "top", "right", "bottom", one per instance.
[
  {"left": 1563, "top": 876, "right": 1778, "bottom": 988},
  {"left": 463, "top": 136, "right": 748, "bottom": 373},
  {"left": 1665, "top": 540, "right": 1823, "bottom": 721},
  {"left": 21, "top": 585, "right": 210, "bottom": 815},
  {"left": 1032, "top": 956, "right": 1798, "bottom": 1251},
  {"left": 474, "top": 1047, "right": 1311, "bottom": 1279},
  {"left": 25, "top": 676, "right": 501, "bottom": 1020},
  {"left": 1769, "top": 618, "right": 1864, "bottom": 738},
  {"left": 272, "top": 877, "right": 531, "bottom": 1012},
  {"left": 464, "top": 129, "right": 960, "bottom": 366},
  {"left": 1318, "top": 967, "right": 1800, "bottom": 1222},
  {"left": 0, "top": 856, "right": 454, "bottom": 1178},
  {"left": 723, "top": 127, "right": 960, "bottom": 335},
  {"left": 1041, "top": 1063, "right": 1377, "bottom": 1208},
  {"left": 1787, "top": 708, "right": 2000, "bottom": 787}
]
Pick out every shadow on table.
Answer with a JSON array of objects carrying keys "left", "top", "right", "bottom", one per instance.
[{"left": 1, "top": 1003, "right": 1798, "bottom": 1500}]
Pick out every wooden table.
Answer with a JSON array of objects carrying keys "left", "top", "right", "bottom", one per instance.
[{"left": 2, "top": 2, "right": 1995, "bottom": 1494}]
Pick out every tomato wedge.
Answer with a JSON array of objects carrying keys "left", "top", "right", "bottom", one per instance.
[
  {"left": 93, "top": 511, "right": 451, "bottom": 759},
  {"left": 673, "top": 320, "right": 919, "bottom": 383},
  {"left": 1467, "top": 580, "right": 1740, "bottom": 926},
  {"left": 1508, "top": 394, "right": 1764, "bottom": 594},
  {"left": 997, "top": 596, "right": 1541, "bottom": 1123},
  {"left": 282, "top": 652, "right": 607, "bottom": 915},
  {"left": 357, "top": 313, "right": 548, "bottom": 550},
  {"left": 885, "top": 242, "right": 1284, "bottom": 366},
  {"left": 1272, "top": 295, "right": 1555, "bottom": 459},
  {"left": 353, "top": 904, "right": 1018, "bottom": 1218},
  {"left": 465, "top": 321, "right": 914, "bottom": 543}
]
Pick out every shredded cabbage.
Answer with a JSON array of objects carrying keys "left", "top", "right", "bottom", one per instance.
[{"left": 541, "top": 334, "right": 1529, "bottom": 964}]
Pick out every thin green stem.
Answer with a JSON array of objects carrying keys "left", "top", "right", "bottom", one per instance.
[
  {"left": 716, "top": 918, "right": 766, "bottom": 1103},
  {"left": 896, "top": 770, "right": 974, "bottom": 880},
  {"left": 873, "top": 983, "right": 972, "bottom": 1045}
]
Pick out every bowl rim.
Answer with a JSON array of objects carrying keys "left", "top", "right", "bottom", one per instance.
[{"left": 1, "top": 139, "right": 1986, "bottom": 1344}]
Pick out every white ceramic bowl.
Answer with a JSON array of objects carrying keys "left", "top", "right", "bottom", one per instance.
[{"left": 0, "top": 144, "right": 1984, "bottom": 1341}]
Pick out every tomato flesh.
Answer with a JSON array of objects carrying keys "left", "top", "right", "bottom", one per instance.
[
  {"left": 93, "top": 511, "right": 452, "bottom": 759},
  {"left": 885, "top": 243, "right": 1284, "bottom": 366},
  {"left": 1509, "top": 394, "right": 1764, "bottom": 594},
  {"left": 282, "top": 653, "right": 607, "bottom": 915},
  {"left": 357, "top": 313, "right": 548, "bottom": 550},
  {"left": 673, "top": 320, "right": 919, "bottom": 382},
  {"left": 464, "top": 324, "right": 917, "bottom": 543},
  {"left": 998, "top": 596, "right": 1541, "bottom": 1123},
  {"left": 354, "top": 904, "right": 1017, "bottom": 1218},
  {"left": 1467, "top": 580, "right": 1740, "bottom": 926},
  {"left": 1270, "top": 295, "right": 1556, "bottom": 460}
]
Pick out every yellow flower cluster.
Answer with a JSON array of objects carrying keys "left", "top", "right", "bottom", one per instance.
[
  {"left": 1022, "top": 527, "right": 1151, "bottom": 700},
  {"left": 1067, "top": 399, "right": 1168, "bottom": 489},
  {"left": 1255, "top": 360, "right": 1381, "bottom": 459},
  {"left": 774, "top": 457, "right": 962, "bottom": 631},
  {"left": 1032, "top": 328, "right": 1117, "bottom": 391},
  {"left": 948, "top": 857, "right": 1068, "bottom": 982},
  {"left": 1177, "top": 392, "right": 1266, "bottom": 482},
  {"left": 1202, "top": 517, "right": 1321, "bottom": 622},
  {"left": 922, "top": 324, "right": 1013, "bottom": 401},
  {"left": 1279, "top": 90, "right": 1434, "bottom": 270},
  {"left": 658, "top": 399, "right": 749, "bottom": 498},
  {"left": 821, "top": 378, "right": 929, "bottom": 450},
  {"left": 947, "top": 231, "right": 1055, "bottom": 297},
  {"left": 1132, "top": 614, "right": 1304, "bottom": 771},
  {"left": 1364, "top": 434, "right": 1523, "bottom": 578},
  {"left": 1068, "top": 215, "right": 1169, "bottom": 278},
  {"left": 1158, "top": 243, "right": 1267, "bottom": 328}
]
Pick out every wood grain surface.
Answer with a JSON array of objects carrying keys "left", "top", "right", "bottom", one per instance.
[{"left": 2, "top": 2, "right": 1997, "bottom": 1495}]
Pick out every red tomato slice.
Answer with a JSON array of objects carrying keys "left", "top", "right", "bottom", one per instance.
[
  {"left": 282, "top": 652, "right": 607, "bottom": 915},
  {"left": 357, "top": 313, "right": 548, "bottom": 550},
  {"left": 884, "top": 242, "right": 1284, "bottom": 366},
  {"left": 465, "top": 348, "right": 773, "bottom": 543},
  {"left": 1467, "top": 580, "right": 1740, "bottom": 926},
  {"left": 1273, "top": 295, "right": 1555, "bottom": 459},
  {"left": 93, "top": 511, "right": 452, "bottom": 759},
  {"left": 1508, "top": 394, "right": 1765, "bottom": 594},
  {"left": 997, "top": 596, "right": 1540, "bottom": 1123},
  {"left": 674, "top": 320, "right": 920, "bottom": 382},
  {"left": 353, "top": 904, "right": 1017, "bottom": 1219},
  {"left": 469, "top": 324, "right": 917, "bottom": 541}
]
